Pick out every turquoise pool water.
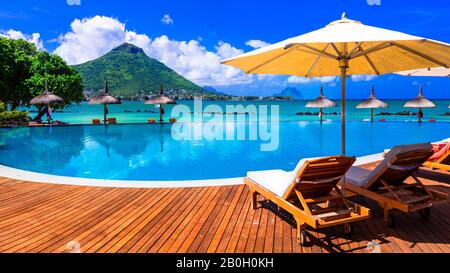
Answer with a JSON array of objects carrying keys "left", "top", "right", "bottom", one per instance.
[{"left": 0, "top": 122, "right": 449, "bottom": 181}]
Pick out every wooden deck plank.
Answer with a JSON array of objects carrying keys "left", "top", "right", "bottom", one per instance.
[
  {"left": 0, "top": 161, "right": 448, "bottom": 253},
  {"left": 157, "top": 187, "right": 217, "bottom": 253}
]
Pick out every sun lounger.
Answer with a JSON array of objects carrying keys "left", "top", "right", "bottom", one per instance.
[
  {"left": 169, "top": 118, "right": 177, "bottom": 123},
  {"left": 28, "top": 121, "right": 45, "bottom": 127},
  {"left": 245, "top": 156, "right": 370, "bottom": 246},
  {"left": 92, "top": 119, "right": 101, "bottom": 125},
  {"left": 423, "top": 142, "right": 450, "bottom": 171},
  {"left": 107, "top": 118, "right": 117, "bottom": 124},
  {"left": 345, "top": 143, "right": 448, "bottom": 227},
  {"left": 148, "top": 118, "right": 156, "bottom": 123}
]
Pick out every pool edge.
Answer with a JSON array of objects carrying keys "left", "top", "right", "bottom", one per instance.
[{"left": 0, "top": 152, "right": 385, "bottom": 188}]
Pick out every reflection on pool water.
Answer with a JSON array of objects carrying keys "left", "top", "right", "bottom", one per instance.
[{"left": 0, "top": 121, "right": 449, "bottom": 181}]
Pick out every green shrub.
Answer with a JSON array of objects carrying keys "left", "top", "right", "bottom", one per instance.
[
  {"left": 0, "top": 110, "right": 30, "bottom": 126},
  {"left": 0, "top": 102, "right": 5, "bottom": 112}
]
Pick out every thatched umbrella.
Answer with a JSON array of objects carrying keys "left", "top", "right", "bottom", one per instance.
[
  {"left": 88, "top": 81, "right": 121, "bottom": 124},
  {"left": 356, "top": 85, "right": 388, "bottom": 122},
  {"left": 396, "top": 67, "right": 450, "bottom": 77},
  {"left": 30, "top": 80, "right": 64, "bottom": 123},
  {"left": 145, "top": 84, "right": 176, "bottom": 122},
  {"left": 305, "top": 85, "right": 337, "bottom": 123},
  {"left": 404, "top": 85, "right": 436, "bottom": 122}
]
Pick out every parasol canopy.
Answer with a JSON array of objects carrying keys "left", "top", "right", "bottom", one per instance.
[
  {"left": 88, "top": 81, "right": 121, "bottom": 105},
  {"left": 357, "top": 85, "right": 388, "bottom": 109},
  {"left": 145, "top": 84, "right": 177, "bottom": 105},
  {"left": 404, "top": 85, "right": 436, "bottom": 108},
  {"left": 145, "top": 95, "right": 176, "bottom": 105},
  {"left": 88, "top": 81, "right": 121, "bottom": 124},
  {"left": 30, "top": 80, "right": 64, "bottom": 105},
  {"left": 305, "top": 85, "right": 337, "bottom": 108},
  {"left": 144, "top": 84, "right": 177, "bottom": 122}
]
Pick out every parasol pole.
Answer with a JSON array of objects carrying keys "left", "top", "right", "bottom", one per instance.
[
  {"left": 319, "top": 85, "right": 324, "bottom": 124},
  {"left": 104, "top": 104, "right": 107, "bottom": 124},
  {"left": 370, "top": 85, "right": 375, "bottom": 123},
  {"left": 320, "top": 108, "right": 323, "bottom": 124},
  {"left": 340, "top": 59, "right": 348, "bottom": 156},
  {"left": 339, "top": 57, "right": 349, "bottom": 196},
  {"left": 159, "top": 84, "right": 164, "bottom": 122},
  {"left": 418, "top": 107, "right": 422, "bottom": 123},
  {"left": 418, "top": 85, "right": 423, "bottom": 123}
]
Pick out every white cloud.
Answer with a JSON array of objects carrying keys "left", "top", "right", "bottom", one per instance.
[
  {"left": 287, "top": 76, "right": 337, "bottom": 84},
  {"left": 351, "top": 74, "right": 377, "bottom": 82},
  {"left": 53, "top": 16, "right": 250, "bottom": 86},
  {"left": 0, "top": 29, "right": 44, "bottom": 50},
  {"left": 245, "top": 39, "right": 270, "bottom": 49},
  {"left": 67, "top": 0, "right": 81, "bottom": 6},
  {"left": 161, "top": 14, "right": 173, "bottom": 25}
]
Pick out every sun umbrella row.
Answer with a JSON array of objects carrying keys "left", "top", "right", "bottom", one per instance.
[
  {"left": 305, "top": 84, "right": 438, "bottom": 123},
  {"left": 31, "top": 81, "right": 176, "bottom": 124}
]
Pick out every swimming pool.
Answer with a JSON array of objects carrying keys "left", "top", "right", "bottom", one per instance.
[{"left": 0, "top": 122, "right": 449, "bottom": 181}]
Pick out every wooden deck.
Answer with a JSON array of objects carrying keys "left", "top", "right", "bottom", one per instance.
[{"left": 0, "top": 163, "right": 449, "bottom": 253}]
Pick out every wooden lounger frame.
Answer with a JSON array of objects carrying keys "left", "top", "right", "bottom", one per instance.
[
  {"left": 423, "top": 150, "right": 450, "bottom": 171},
  {"left": 346, "top": 144, "right": 448, "bottom": 226},
  {"left": 245, "top": 156, "right": 370, "bottom": 245}
]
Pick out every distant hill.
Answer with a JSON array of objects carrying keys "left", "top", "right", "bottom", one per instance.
[
  {"left": 273, "top": 87, "right": 304, "bottom": 100},
  {"left": 203, "top": 86, "right": 229, "bottom": 96},
  {"left": 74, "top": 43, "right": 207, "bottom": 97}
]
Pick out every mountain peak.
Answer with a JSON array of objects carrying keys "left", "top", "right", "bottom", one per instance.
[
  {"left": 74, "top": 42, "right": 206, "bottom": 97},
  {"left": 274, "top": 87, "right": 304, "bottom": 100},
  {"left": 112, "top": 43, "right": 145, "bottom": 54}
]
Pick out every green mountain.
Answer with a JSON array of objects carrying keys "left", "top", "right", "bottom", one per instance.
[
  {"left": 273, "top": 87, "right": 304, "bottom": 100},
  {"left": 74, "top": 43, "right": 206, "bottom": 97}
]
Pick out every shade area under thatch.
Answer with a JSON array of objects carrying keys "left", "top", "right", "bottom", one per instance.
[
  {"left": 404, "top": 85, "right": 436, "bottom": 108},
  {"left": 357, "top": 85, "right": 388, "bottom": 109},
  {"left": 305, "top": 86, "right": 336, "bottom": 108},
  {"left": 30, "top": 81, "right": 64, "bottom": 105},
  {"left": 145, "top": 95, "right": 176, "bottom": 105}
]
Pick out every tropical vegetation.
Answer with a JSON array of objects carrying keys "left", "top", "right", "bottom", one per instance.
[{"left": 0, "top": 37, "right": 83, "bottom": 122}]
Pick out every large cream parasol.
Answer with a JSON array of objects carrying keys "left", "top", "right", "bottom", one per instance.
[{"left": 222, "top": 12, "right": 450, "bottom": 155}]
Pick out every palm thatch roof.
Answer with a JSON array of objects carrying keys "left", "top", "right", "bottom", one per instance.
[
  {"left": 357, "top": 85, "right": 388, "bottom": 109},
  {"left": 305, "top": 86, "right": 336, "bottom": 108},
  {"left": 145, "top": 95, "right": 176, "bottom": 105},
  {"left": 404, "top": 85, "right": 436, "bottom": 108},
  {"left": 144, "top": 84, "right": 176, "bottom": 105},
  {"left": 88, "top": 81, "right": 121, "bottom": 105},
  {"left": 30, "top": 80, "right": 64, "bottom": 105},
  {"left": 396, "top": 67, "right": 450, "bottom": 77}
]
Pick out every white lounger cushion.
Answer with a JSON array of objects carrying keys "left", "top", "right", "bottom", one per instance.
[
  {"left": 345, "top": 166, "right": 371, "bottom": 187},
  {"left": 246, "top": 158, "right": 313, "bottom": 197},
  {"left": 247, "top": 170, "right": 295, "bottom": 197}
]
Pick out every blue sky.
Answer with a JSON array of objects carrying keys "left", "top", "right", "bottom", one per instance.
[{"left": 1, "top": 0, "right": 450, "bottom": 99}]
